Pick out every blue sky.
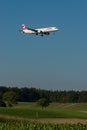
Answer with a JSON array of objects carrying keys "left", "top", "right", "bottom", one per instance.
[{"left": 0, "top": 0, "right": 87, "bottom": 90}]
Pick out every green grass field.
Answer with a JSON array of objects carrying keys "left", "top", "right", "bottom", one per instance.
[
  {"left": 0, "top": 103, "right": 87, "bottom": 130},
  {"left": 0, "top": 102, "right": 87, "bottom": 119}
]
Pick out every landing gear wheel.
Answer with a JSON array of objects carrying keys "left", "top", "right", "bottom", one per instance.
[{"left": 40, "top": 31, "right": 43, "bottom": 36}]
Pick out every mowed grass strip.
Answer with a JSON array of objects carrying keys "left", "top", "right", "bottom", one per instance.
[{"left": 0, "top": 102, "right": 87, "bottom": 119}]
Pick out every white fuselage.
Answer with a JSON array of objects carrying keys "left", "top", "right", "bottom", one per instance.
[
  {"left": 23, "top": 27, "right": 58, "bottom": 34},
  {"left": 21, "top": 24, "right": 58, "bottom": 36}
]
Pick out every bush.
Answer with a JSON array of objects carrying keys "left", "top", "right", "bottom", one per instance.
[{"left": 37, "top": 98, "right": 49, "bottom": 109}]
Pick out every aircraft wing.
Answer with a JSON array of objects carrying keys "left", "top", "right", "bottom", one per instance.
[{"left": 27, "top": 27, "right": 38, "bottom": 33}]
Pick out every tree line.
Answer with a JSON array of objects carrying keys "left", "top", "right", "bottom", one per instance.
[{"left": 0, "top": 86, "right": 87, "bottom": 104}]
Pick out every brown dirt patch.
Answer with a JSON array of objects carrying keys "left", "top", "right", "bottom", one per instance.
[{"left": 0, "top": 115, "right": 87, "bottom": 124}]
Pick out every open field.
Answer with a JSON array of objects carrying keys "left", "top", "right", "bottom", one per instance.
[
  {"left": 0, "top": 102, "right": 87, "bottom": 119},
  {"left": 0, "top": 102, "right": 87, "bottom": 129}
]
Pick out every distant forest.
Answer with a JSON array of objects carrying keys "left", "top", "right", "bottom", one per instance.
[{"left": 0, "top": 86, "right": 87, "bottom": 103}]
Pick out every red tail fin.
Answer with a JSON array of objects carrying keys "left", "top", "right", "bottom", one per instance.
[{"left": 22, "top": 24, "right": 27, "bottom": 30}]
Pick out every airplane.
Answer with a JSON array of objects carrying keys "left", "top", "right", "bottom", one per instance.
[{"left": 20, "top": 24, "right": 58, "bottom": 36}]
